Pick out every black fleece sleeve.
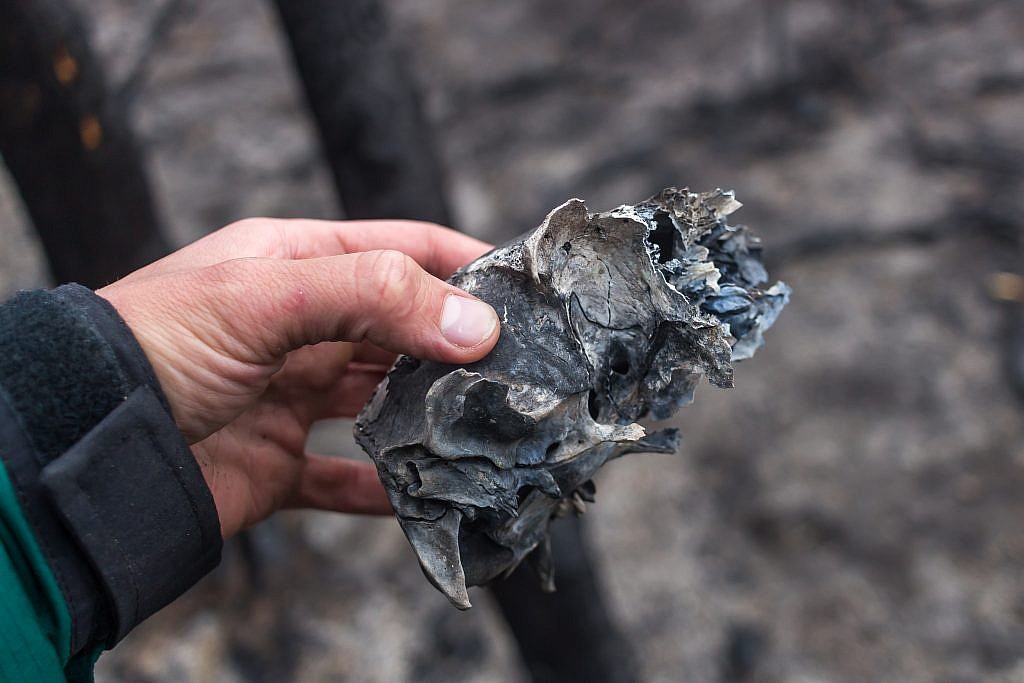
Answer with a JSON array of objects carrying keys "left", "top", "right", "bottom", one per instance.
[{"left": 0, "top": 284, "right": 222, "bottom": 655}]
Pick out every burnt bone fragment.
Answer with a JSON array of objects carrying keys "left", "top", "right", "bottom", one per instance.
[{"left": 355, "top": 188, "right": 789, "bottom": 608}]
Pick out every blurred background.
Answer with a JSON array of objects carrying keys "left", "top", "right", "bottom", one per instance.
[{"left": 2, "top": 0, "right": 1024, "bottom": 681}]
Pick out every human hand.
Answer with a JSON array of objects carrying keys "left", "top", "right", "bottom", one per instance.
[{"left": 97, "top": 218, "right": 498, "bottom": 539}]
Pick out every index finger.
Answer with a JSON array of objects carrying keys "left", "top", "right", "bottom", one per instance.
[
  {"left": 276, "top": 219, "right": 494, "bottom": 279},
  {"left": 119, "top": 218, "right": 494, "bottom": 285}
]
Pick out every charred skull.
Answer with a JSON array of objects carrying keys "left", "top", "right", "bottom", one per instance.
[{"left": 355, "top": 188, "right": 789, "bottom": 608}]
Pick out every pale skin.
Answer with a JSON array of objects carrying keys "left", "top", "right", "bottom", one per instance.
[{"left": 97, "top": 218, "right": 500, "bottom": 539}]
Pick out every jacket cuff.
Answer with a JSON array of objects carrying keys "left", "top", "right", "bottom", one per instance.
[
  {"left": 40, "top": 385, "right": 222, "bottom": 644},
  {"left": 0, "top": 284, "right": 222, "bottom": 652}
]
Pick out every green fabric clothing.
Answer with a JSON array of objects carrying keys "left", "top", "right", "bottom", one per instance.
[{"left": 0, "top": 459, "right": 96, "bottom": 682}]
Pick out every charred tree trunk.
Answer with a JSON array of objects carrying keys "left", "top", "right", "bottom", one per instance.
[
  {"left": 273, "top": 4, "right": 635, "bottom": 680},
  {"left": 272, "top": 0, "right": 452, "bottom": 224},
  {"left": 490, "top": 517, "right": 639, "bottom": 683},
  {"left": 0, "top": 0, "right": 169, "bottom": 288}
]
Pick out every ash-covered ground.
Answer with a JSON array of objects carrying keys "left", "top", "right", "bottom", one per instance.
[{"left": 2, "top": 1, "right": 1024, "bottom": 681}]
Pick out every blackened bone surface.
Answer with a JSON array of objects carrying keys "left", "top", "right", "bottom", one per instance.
[{"left": 355, "top": 188, "right": 789, "bottom": 608}]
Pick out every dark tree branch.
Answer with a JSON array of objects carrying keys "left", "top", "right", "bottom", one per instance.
[
  {"left": 0, "top": 0, "right": 169, "bottom": 287},
  {"left": 269, "top": 7, "right": 641, "bottom": 682},
  {"left": 114, "top": 0, "right": 194, "bottom": 111},
  {"left": 271, "top": 0, "right": 452, "bottom": 224},
  {"left": 490, "top": 516, "right": 639, "bottom": 683}
]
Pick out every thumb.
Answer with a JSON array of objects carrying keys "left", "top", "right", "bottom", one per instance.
[{"left": 196, "top": 250, "right": 500, "bottom": 364}]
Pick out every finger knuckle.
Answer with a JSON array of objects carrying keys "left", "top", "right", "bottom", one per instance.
[
  {"left": 202, "top": 256, "right": 266, "bottom": 289},
  {"left": 195, "top": 257, "right": 280, "bottom": 331},
  {"left": 222, "top": 217, "right": 265, "bottom": 238},
  {"left": 357, "top": 250, "right": 419, "bottom": 314}
]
